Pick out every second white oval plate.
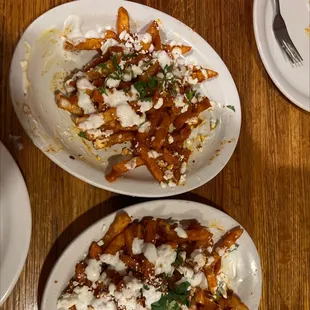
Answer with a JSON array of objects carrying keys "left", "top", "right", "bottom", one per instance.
[
  {"left": 41, "top": 200, "right": 262, "bottom": 310},
  {"left": 253, "top": 0, "right": 310, "bottom": 112},
  {"left": 10, "top": 0, "right": 241, "bottom": 197}
]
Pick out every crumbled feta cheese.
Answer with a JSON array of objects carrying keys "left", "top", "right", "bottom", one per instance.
[
  {"left": 116, "top": 104, "right": 146, "bottom": 127},
  {"left": 106, "top": 78, "right": 121, "bottom": 88},
  {"left": 138, "top": 121, "right": 151, "bottom": 133},
  {"left": 167, "top": 134, "right": 174, "bottom": 144},
  {"left": 148, "top": 150, "right": 162, "bottom": 158},
  {"left": 174, "top": 226, "right": 188, "bottom": 238},
  {"left": 101, "top": 39, "right": 119, "bottom": 55}
]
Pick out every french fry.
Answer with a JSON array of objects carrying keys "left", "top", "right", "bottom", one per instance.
[
  {"left": 146, "top": 21, "right": 162, "bottom": 50},
  {"left": 64, "top": 38, "right": 104, "bottom": 51},
  {"left": 104, "top": 29, "right": 118, "bottom": 40},
  {"left": 55, "top": 93, "right": 84, "bottom": 116},
  {"left": 105, "top": 156, "right": 145, "bottom": 182},
  {"left": 163, "top": 148, "right": 179, "bottom": 166},
  {"left": 94, "top": 131, "right": 136, "bottom": 149},
  {"left": 192, "top": 67, "right": 218, "bottom": 82},
  {"left": 102, "top": 212, "right": 131, "bottom": 250},
  {"left": 213, "top": 227, "right": 243, "bottom": 253},
  {"left": 83, "top": 54, "right": 110, "bottom": 72},
  {"left": 136, "top": 144, "right": 164, "bottom": 183},
  {"left": 88, "top": 241, "right": 103, "bottom": 260},
  {"left": 143, "top": 219, "right": 157, "bottom": 244},
  {"left": 119, "top": 254, "right": 142, "bottom": 273},
  {"left": 104, "top": 232, "right": 125, "bottom": 255},
  {"left": 117, "top": 7, "right": 130, "bottom": 34},
  {"left": 138, "top": 61, "right": 160, "bottom": 82},
  {"left": 162, "top": 44, "right": 192, "bottom": 55},
  {"left": 152, "top": 112, "right": 172, "bottom": 150},
  {"left": 124, "top": 224, "right": 135, "bottom": 255}
]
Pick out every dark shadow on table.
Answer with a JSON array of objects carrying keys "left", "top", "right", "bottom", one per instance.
[{"left": 37, "top": 192, "right": 220, "bottom": 307}]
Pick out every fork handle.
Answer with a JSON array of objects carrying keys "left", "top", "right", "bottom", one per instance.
[{"left": 275, "top": 0, "right": 281, "bottom": 14}]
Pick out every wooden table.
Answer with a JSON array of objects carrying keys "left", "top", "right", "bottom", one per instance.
[{"left": 1, "top": 0, "right": 309, "bottom": 309}]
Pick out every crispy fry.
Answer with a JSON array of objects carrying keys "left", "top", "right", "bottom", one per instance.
[
  {"left": 64, "top": 38, "right": 104, "bottom": 51},
  {"left": 83, "top": 54, "right": 110, "bottom": 72},
  {"left": 102, "top": 212, "right": 131, "bottom": 250},
  {"left": 143, "top": 219, "right": 157, "bottom": 244},
  {"left": 213, "top": 227, "right": 243, "bottom": 253},
  {"left": 88, "top": 241, "right": 103, "bottom": 260},
  {"left": 104, "top": 232, "right": 125, "bottom": 255},
  {"left": 104, "top": 30, "right": 118, "bottom": 40},
  {"left": 138, "top": 61, "right": 160, "bottom": 82},
  {"left": 136, "top": 144, "right": 164, "bottom": 183},
  {"left": 105, "top": 157, "right": 145, "bottom": 182},
  {"left": 152, "top": 112, "right": 172, "bottom": 149},
  {"left": 192, "top": 67, "right": 218, "bottom": 82},
  {"left": 162, "top": 44, "right": 192, "bottom": 55},
  {"left": 94, "top": 131, "right": 135, "bottom": 149},
  {"left": 146, "top": 21, "right": 162, "bottom": 50},
  {"left": 163, "top": 148, "right": 179, "bottom": 166},
  {"left": 117, "top": 7, "right": 130, "bottom": 34},
  {"left": 55, "top": 93, "right": 84, "bottom": 116}
]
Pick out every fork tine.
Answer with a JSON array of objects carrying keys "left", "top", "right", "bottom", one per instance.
[
  {"left": 277, "top": 36, "right": 295, "bottom": 64},
  {"left": 284, "top": 34, "right": 303, "bottom": 62},
  {"left": 282, "top": 39, "right": 298, "bottom": 64}
]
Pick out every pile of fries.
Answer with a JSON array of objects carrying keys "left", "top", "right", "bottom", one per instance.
[
  {"left": 57, "top": 212, "right": 248, "bottom": 310},
  {"left": 56, "top": 7, "right": 219, "bottom": 187}
]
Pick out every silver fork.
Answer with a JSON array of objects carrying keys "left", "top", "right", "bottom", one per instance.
[{"left": 272, "top": 0, "right": 303, "bottom": 65}]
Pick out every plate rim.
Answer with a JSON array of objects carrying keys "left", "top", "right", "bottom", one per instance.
[
  {"left": 10, "top": 0, "right": 241, "bottom": 197},
  {"left": 41, "top": 199, "right": 262, "bottom": 310},
  {"left": 0, "top": 142, "right": 32, "bottom": 306},
  {"left": 253, "top": 0, "right": 310, "bottom": 112}
]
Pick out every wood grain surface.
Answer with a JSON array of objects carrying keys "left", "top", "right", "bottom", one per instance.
[{"left": 0, "top": 0, "right": 309, "bottom": 309}]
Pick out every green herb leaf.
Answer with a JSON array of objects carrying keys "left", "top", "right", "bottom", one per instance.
[
  {"left": 186, "top": 90, "right": 196, "bottom": 102},
  {"left": 164, "top": 64, "right": 174, "bottom": 72},
  {"left": 151, "top": 281, "right": 191, "bottom": 310},
  {"left": 112, "top": 55, "right": 123, "bottom": 76},
  {"left": 143, "top": 97, "right": 153, "bottom": 102},
  {"left": 143, "top": 285, "right": 150, "bottom": 290},
  {"left": 134, "top": 81, "right": 147, "bottom": 99},
  {"left": 123, "top": 53, "right": 138, "bottom": 59},
  {"left": 78, "top": 131, "right": 87, "bottom": 139},
  {"left": 148, "top": 77, "right": 158, "bottom": 88},
  {"left": 97, "top": 62, "right": 108, "bottom": 69},
  {"left": 226, "top": 105, "right": 235, "bottom": 112},
  {"left": 99, "top": 86, "right": 107, "bottom": 95},
  {"left": 173, "top": 250, "right": 184, "bottom": 267}
]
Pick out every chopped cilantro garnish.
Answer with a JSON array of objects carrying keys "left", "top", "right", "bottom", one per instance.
[
  {"left": 111, "top": 54, "right": 123, "bottom": 76},
  {"left": 97, "top": 62, "right": 108, "bottom": 69},
  {"left": 123, "top": 53, "right": 138, "bottom": 59},
  {"left": 151, "top": 281, "right": 190, "bottom": 310},
  {"left": 186, "top": 90, "right": 196, "bottom": 102},
  {"left": 173, "top": 249, "right": 184, "bottom": 267},
  {"left": 143, "top": 285, "right": 150, "bottom": 290},
  {"left": 144, "top": 97, "right": 153, "bottom": 102},
  {"left": 148, "top": 77, "right": 158, "bottom": 88},
  {"left": 78, "top": 131, "right": 87, "bottom": 139},
  {"left": 99, "top": 86, "right": 107, "bottom": 95},
  {"left": 134, "top": 81, "right": 147, "bottom": 99},
  {"left": 164, "top": 64, "right": 174, "bottom": 73},
  {"left": 226, "top": 105, "right": 235, "bottom": 112}
]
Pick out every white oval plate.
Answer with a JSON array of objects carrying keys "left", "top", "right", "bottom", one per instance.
[
  {"left": 253, "top": 0, "right": 310, "bottom": 112},
  {"left": 41, "top": 199, "right": 262, "bottom": 310},
  {"left": 0, "top": 142, "right": 32, "bottom": 306},
  {"left": 10, "top": 0, "right": 241, "bottom": 197}
]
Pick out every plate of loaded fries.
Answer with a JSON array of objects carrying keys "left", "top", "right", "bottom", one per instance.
[
  {"left": 10, "top": 0, "right": 241, "bottom": 197},
  {"left": 41, "top": 200, "right": 262, "bottom": 310}
]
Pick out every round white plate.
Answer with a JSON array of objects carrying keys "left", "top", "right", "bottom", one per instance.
[
  {"left": 0, "top": 142, "right": 32, "bottom": 306},
  {"left": 10, "top": 0, "right": 241, "bottom": 197},
  {"left": 253, "top": 0, "right": 310, "bottom": 112},
  {"left": 41, "top": 199, "right": 262, "bottom": 310}
]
